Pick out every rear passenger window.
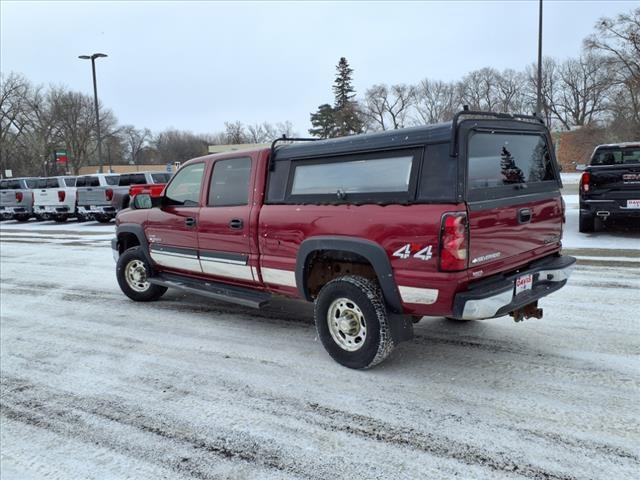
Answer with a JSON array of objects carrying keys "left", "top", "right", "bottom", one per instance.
[
  {"left": 130, "top": 174, "right": 147, "bottom": 185},
  {"left": 208, "top": 158, "right": 252, "bottom": 207},
  {"left": 118, "top": 175, "right": 131, "bottom": 186},
  {"left": 164, "top": 163, "right": 205, "bottom": 206}
]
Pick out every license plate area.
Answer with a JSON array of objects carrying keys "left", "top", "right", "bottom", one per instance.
[
  {"left": 515, "top": 274, "right": 533, "bottom": 295},
  {"left": 627, "top": 199, "right": 640, "bottom": 209}
]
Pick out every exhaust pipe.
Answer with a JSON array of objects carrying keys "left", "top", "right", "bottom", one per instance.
[{"left": 596, "top": 211, "right": 610, "bottom": 217}]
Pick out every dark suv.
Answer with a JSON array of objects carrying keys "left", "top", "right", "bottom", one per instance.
[
  {"left": 112, "top": 110, "right": 575, "bottom": 369},
  {"left": 579, "top": 142, "right": 640, "bottom": 232}
]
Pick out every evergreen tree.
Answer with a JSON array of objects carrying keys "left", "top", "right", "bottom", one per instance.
[
  {"left": 332, "top": 57, "right": 364, "bottom": 136},
  {"left": 308, "top": 57, "right": 364, "bottom": 138},
  {"left": 309, "top": 103, "right": 337, "bottom": 138}
]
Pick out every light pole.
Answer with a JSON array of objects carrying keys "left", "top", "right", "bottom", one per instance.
[
  {"left": 536, "top": 0, "right": 543, "bottom": 116},
  {"left": 78, "top": 53, "right": 108, "bottom": 173}
]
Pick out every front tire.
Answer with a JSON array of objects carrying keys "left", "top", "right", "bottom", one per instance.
[
  {"left": 116, "top": 246, "right": 167, "bottom": 302},
  {"left": 95, "top": 214, "right": 113, "bottom": 224},
  {"left": 315, "top": 275, "right": 394, "bottom": 369}
]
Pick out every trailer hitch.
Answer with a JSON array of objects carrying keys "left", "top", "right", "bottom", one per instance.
[{"left": 510, "top": 301, "right": 543, "bottom": 323}]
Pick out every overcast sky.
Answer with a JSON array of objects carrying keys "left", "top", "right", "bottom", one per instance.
[{"left": 1, "top": 1, "right": 634, "bottom": 135}]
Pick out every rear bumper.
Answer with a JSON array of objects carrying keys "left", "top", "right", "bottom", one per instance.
[
  {"left": 580, "top": 198, "right": 640, "bottom": 218},
  {"left": 0, "top": 206, "right": 32, "bottom": 215},
  {"left": 78, "top": 205, "right": 116, "bottom": 215},
  {"left": 34, "top": 205, "right": 72, "bottom": 214},
  {"left": 452, "top": 254, "right": 576, "bottom": 320}
]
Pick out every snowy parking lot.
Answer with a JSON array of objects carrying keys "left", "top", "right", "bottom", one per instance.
[{"left": 1, "top": 195, "right": 639, "bottom": 479}]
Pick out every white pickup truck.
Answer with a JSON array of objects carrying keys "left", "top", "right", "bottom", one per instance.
[
  {"left": 33, "top": 176, "right": 77, "bottom": 222},
  {"left": 0, "top": 177, "right": 39, "bottom": 221},
  {"left": 76, "top": 173, "right": 120, "bottom": 222}
]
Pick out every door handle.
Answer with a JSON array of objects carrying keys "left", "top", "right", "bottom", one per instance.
[
  {"left": 185, "top": 217, "right": 197, "bottom": 227},
  {"left": 229, "top": 218, "right": 243, "bottom": 230},
  {"left": 518, "top": 208, "right": 532, "bottom": 224}
]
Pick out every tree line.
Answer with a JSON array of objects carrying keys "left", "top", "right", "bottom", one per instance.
[
  {"left": 1, "top": 7, "right": 637, "bottom": 177},
  {"left": 310, "top": 8, "right": 639, "bottom": 140}
]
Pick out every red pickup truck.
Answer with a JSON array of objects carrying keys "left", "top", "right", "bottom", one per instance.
[{"left": 112, "top": 110, "right": 575, "bottom": 369}]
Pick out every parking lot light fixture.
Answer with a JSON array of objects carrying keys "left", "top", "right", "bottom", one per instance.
[{"left": 78, "top": 53, "right": 108, "bottom": 173}]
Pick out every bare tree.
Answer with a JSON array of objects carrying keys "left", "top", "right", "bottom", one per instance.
[
  {"left": 412, "top": 79, "right": 460, "bottom": 124},
  {"left": 363, "top": 84, "right": 416, "bottom": 131},
  {"left": 153, "top": 129, "right": 208, "bottom": 164},
  {"left": 458, "top": 67, "right": 501, "bottom": 111},
  {"left": 584, "top": 7, "right": 640, "bottom": 129},
  {"left": 553, "top": 54, "right": 613, "bottom": 129},
  {"left": 121, "top": 125, "right": 151, "bottom": 165}
]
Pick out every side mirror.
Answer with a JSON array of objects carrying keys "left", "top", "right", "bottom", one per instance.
[
  {"left": 575, "top": 164, "right": 586, "bottom": 171},
  {"left": 131, "top": 193, "right": 153, "bottom": 209}
]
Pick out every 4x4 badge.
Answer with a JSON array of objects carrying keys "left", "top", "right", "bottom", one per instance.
[{"left": 392, "top": 244, "right": 433, "bottom": 261}]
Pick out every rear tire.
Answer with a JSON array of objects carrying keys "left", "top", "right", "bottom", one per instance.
[
  {"left": 95, "top": 214, "right": 113, "bottom": 224},
  {"left": 53, "top": 215, "right": 68, "bottom": 223},
  {"left": 116, "top": 246, "right": 167, "bottom": 302},
  {"left": 315, "top": 275, "right": 394, "bottom": 369},
  {"left": 579, "top": 213, "right": 595, "bottom": 233},
  {"left": 14, "top": 214, "right": 30, "bottom": 222}
]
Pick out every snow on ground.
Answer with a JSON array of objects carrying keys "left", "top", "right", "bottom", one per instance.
[{"left": 1, "top": 213, "right": 639, "bottom": 479}]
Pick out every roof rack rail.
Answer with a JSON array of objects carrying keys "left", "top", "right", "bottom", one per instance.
[
  {"left": 450, "top": 107, "right": 545, "bottom": 157},
  {"left": 269, "top": 135, "right": 318, "bottom": 170}
]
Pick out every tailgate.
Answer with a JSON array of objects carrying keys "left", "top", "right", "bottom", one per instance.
[
  {"left": 465, "top": 130, "right": 562, "bottom": 278},
  {"left": 0, "top": 190, "right": 17, "bottom": 207},
  {"left": 34, "top": 189, "right": 60, "bottom": 206},
  {"left": 77, "top": 187, "right": 109, "bottom": 205}
]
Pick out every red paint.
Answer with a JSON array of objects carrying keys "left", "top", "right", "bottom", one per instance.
[{"left": 117, "top": 145, "right": 564, "bottom": 317}]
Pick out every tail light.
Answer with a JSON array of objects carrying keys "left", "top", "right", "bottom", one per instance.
[
  {"left": 15, "top": 192, "right": 23, "bottom": 203},
  {"left": 106, "top": 188, "right": 114, "bottom": 201},
  {"left": 58, "top": 190, "right": 66, "bottom": 202},
  {"left": 579, "top": 172, "right": 590, "bottom": 194},
  {"left": 439, "top": 212, "right": 469, "bottom": 271}
]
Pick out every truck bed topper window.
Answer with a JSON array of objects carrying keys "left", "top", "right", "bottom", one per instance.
[{"left": 285, "top": 148, "right": 421, "bottom": 204}]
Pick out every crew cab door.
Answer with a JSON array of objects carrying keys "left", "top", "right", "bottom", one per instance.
[
  {"left": 145, "top": 162, "right": 206, "bottom": 274},
  {"left": 464, "top": 129, "right": 563, "bottom": 278},
  {"left": 197, "top": 156, "right": 257, "bottom": 285}
]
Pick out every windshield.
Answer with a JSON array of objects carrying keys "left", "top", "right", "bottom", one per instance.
[
  {"left": 590, "top": 147, "right": 640, "bottom": 166},
  {"left": 105, "top": 175, "right": 119, "bottom": 185}
]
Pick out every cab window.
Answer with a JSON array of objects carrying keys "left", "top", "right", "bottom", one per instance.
[{"left": 164, "top": 163, "right": 205, "bottom": 206}]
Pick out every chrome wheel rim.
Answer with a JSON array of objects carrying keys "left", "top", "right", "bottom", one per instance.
[
  {"left": 327, "top": 297, "right": 366, "bottom": 352},
  {"left": 125, "top": 259, "right": 150, "bottom": 292}
]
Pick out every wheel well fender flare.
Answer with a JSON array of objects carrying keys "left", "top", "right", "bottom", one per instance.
[
  {"left": 295, "top": 236, "right": 402, "bottom": 312},
  {"left": 116, "top": 223, "right": 152, "bottom": 265}
]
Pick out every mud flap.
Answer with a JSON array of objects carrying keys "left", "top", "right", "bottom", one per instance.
[{"left": 388, "top": 313, "right": 414, "bottom": 343}]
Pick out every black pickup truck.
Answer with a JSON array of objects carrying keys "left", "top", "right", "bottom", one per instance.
[{"left": 579, "top": 142, "right": 640, "bottom": 232}]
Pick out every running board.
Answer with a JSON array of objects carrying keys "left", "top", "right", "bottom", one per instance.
[{"left": 149, "top": 273, "right": 271, "bottom": 309}]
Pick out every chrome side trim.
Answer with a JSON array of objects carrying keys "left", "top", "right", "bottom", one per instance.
[
  {"left": 261, "top": 267, "right": 296, "bottom": 288},
  {"left": 150, "top": 251, "right": 202, "bottom": 272},
  {"left": 398, "top": 286, "right": 439, "bottom": 305},
  {"left": 199, "top": 258, "right": 254, "bottom": 281}
]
